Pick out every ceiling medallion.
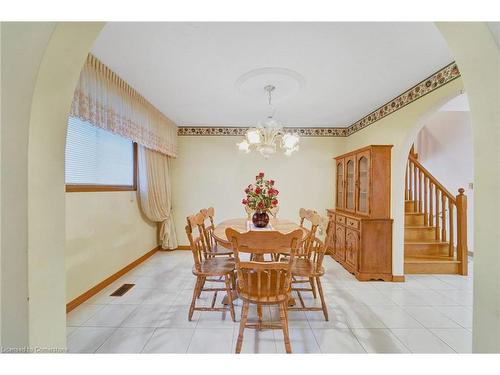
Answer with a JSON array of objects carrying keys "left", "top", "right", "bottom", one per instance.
[{"left": 237, "top": 85, "right": 299, "bottom": 159}]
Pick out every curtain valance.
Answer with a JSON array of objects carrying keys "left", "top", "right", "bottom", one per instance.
[{"left": 70, "top": 54, "right": 177, "bottom": 157}]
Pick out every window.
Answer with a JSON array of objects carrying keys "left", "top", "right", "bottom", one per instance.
[{"left": 65, "top": 117, "right": 137, "bottom": 192}]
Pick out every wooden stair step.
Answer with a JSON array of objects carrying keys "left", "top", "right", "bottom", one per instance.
[
  {"left": 404, "top": 240, "right": 450, "bottom": 257},
  {"left": 405, "top": 225, "right": 435, "bottom": 229},
  {"left": 404, "top": 225, "right": 436, "bottom": 241},
  {"left": 405, "top": 212, "right": 425, "bottom": 225},
  {"left": 404, "top": 255, "right": 460, "bottom": 274},
  {"left": 405, "top": 254, "right": 458, "bottom": 262},
  {"left": 405, "top": 200, "right": 416, "bottom": 213}
]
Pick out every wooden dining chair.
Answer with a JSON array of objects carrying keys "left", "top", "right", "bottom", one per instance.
[
  {"left": 268, "top": 206, "right": 279, "bottom": 218},
  {"left": 279, "top": 210, "right": 322, "bottom": 299},
  {"left": 185, "top": 213, "right": 236, "bottom": 322},
  {"left": 244, "top": 205, "right": 253, "bottom": 220},
  {"left": 289, "top": 219, "right": 329, "bottom": 321},
  {"left": 226, "top": 228, "right": 303, "bottom": 354},
  {"left": 197, "top": 207, "right": 233, "bottom": 258}
]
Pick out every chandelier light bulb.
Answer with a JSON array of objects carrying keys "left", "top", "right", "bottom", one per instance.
[
  {"left": 246, "top": 129, "right": 261, "bottom": 144},
  {"left": 282, "top": 133, "right": 300, "bottom": 149},
  {"left": 237, "top": 139, "right": 250, "bottom": 153}
]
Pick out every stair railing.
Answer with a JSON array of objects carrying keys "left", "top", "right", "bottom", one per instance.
[{"left": 405, "top": 154, "right": 468, "bottom": 275}]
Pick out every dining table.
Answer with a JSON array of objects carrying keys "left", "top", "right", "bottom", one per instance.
[
  {"left": 212, "top": 217, "right": 308, "bottom": 306},
  {"left": 212, "top": 217, "right": 308, "bottom": 246}
]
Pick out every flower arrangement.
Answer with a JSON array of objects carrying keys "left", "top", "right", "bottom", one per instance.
[{"left": 241, "top": 172, "right": 279, "bottom": 212}]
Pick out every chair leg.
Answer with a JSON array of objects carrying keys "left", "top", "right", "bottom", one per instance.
[
  {"left": 224, "top": 274, "right": 236, "bottom": 322},
  {"left": 316, "top": 276, "right": 329, "bottom": 321},
  {"left": 279, "top": 302, "right": 292, "bottom": 353},
  {"left": 309, "top": 277, "right": 317, "bottom": 298},
  {"left": 197, "top": 277, "right": 206, "bottom": 298},
  {"left": 236, "top": 301, "right": 249, "bottom": 354},
  {"left": 257, "top": 304, "right": 263, "bottom": 328},
  {"left": 189, "top": 276, "right": 202, "bottom": 321},
  {"left": 230, "top": 271, "right": 237, "bottom": 291}
]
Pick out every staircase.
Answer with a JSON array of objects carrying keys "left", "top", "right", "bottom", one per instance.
[{"left": 404, "top": 150, "right": 468, "bottom": 275}]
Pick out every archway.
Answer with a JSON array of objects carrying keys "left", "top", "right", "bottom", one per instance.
[
  {"left": 400, "top": 92, "right": 473, "bottom": 276},
  {"left": 25, "top": 22, "right": 104, "bottom": 348},
  {"left": 7, "top": 21, "right": 496, "bottom": 352}
]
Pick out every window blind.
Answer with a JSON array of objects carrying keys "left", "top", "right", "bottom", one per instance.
[{"left": 65, "top": 117, "right": 134, "bottom": 186}]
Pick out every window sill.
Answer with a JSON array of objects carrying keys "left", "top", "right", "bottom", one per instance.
[{"left": 66, "top": 185, "right": 136, "bottom": 193}]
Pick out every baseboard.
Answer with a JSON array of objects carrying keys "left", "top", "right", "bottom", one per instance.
[
  {"left": 66, "top": 246, "right": 160, "bottom": 313},
  {"left": 175, "top": 245, "right": 190, "bottom": 250},
  {"left": 392, "top": 275, "right": 405, "bottom": 282}
]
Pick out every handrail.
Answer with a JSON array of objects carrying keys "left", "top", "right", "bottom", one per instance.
[{"left": 408, "top": 155, "right": 456, "bottom": 203}]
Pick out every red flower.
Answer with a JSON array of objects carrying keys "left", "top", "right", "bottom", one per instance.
[
  {"left": 269, "top": 180, "right": 275, "bottom": 185},
  {"left": 272, "top": 199, "right": 279, "bottom": 206},
  {"left": 268, "top": 188, "right": 275, "bottom": 196},
  {"left": 244, "top": 188, "right": 250, "bottom": 194},
  {"left": 257, "top": 201, "right": 264, "bottom": 209},
  {"left": 258, "top": 172, "right": 264, "bottom": 177},
  {"left": 255, "top": 187, "right": 261, "bottom": 194},
  {"left": 274, "top": 189, "right": 279, "bottom": 195},
  {"left": 242, "top": 199, "right": 248, "bottom": 205}
]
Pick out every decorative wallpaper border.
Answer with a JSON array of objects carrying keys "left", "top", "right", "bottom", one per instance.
[
  {"left": 177, "top": 126, "right": 347, "bottom": 137},
  {"left": 177, "top": 62, "right": 461, "bottom": 137}
]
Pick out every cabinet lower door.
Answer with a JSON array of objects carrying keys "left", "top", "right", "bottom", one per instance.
[
  {"left": 345, "top": 228, "right": 359, "bottom": 270},
  {"left": 334, "top": 225, "right": 345, "bottom": 261}
]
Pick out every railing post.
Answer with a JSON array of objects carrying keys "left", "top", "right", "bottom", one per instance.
[{"left": 456, "top": 188, "right": 468, "bottom": 275}]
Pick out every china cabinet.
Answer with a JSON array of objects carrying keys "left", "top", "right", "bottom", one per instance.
[{"left": 326, "top": 145, "right": 394, "bottom": 281}]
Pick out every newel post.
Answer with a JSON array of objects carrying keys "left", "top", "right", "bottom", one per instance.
[{"left": 456, "top": 188, "right": 468, "bottom": 275}]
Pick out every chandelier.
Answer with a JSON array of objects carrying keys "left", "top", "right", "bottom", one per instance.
[{"left": 237, "top": 85, "right": 300, "bottom": 159}]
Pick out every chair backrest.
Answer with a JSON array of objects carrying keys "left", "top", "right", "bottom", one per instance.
[
  {"left": 200, "top": 207, "right": 216, "bottom": 227},
  {"left": 185, "top": 214, "right": 206, "bottom": 270},
  {"left": 225, "top": 228, "right": 303, "bottom": 301},
  {"left": 199, "top": 207, "right": 217, "bottom": 252},
  {"left": 299, "top": 208, "right": 318, "bottom": 227},
  {"left": 297, "top": 211, "right": 322, "bottom": 257},
  {"left": 308, "top": 236, "right": 327, "bottom": 271},
  {"left": 269, "top": 206, "right": 279, "bottom": 218},
  {"left": 244, "top": 205, "right": 253, "bottom": 219}
]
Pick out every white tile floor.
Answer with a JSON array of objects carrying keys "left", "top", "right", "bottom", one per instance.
[{"left": 66, "top": 251, "right": 474, "bottom": 353}]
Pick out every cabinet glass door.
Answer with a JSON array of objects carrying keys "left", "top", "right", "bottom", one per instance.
[
  {"left": 357, "top": 154, "right": 369, "bottom": 214},
  {"left": 336, "top": 161, "right": 344, "bottom": 209},
  {"left": 346, "top": 158, "right": 355, "bottom": 211}
]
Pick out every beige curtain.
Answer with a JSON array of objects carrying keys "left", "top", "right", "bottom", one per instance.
[
  {"left": 70, "top": 54, "right": 178, "bottom": 157},
  {"left": 138, "top": 145, "right": 178, "bottom": 249}
]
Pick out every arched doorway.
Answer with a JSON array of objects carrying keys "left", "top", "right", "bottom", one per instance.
[
  {"left": 402, "top": 93, "right": 474, "bottom": 276},
  {"left": 3, "top": 22, "right": 495, "bottom": 352}
]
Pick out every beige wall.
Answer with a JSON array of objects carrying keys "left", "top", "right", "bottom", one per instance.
[
  {"left": 172, "top": 136, "right": 345, "bottom": 245},
  {"left": 1, "top": 22, "right": 58, "bottom": 348},
  {"left": 65, "top": 191, "right": 157, "bottom": 302},
  {"left": 438, "top": 22, "right": 500, "bottom": 353}
]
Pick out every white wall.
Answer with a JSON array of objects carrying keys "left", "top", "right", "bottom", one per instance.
[
  {"left": 415, "top": 110, "right": 474, "bottom": 251},
  {"left": 171, "top": 136, "right": 345, "bottom": 245},
  {"left": 65, "top": 191, "right": 157, "bottom": 302}
]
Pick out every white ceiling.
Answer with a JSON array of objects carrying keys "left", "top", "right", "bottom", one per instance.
[{"left": 92, "top": 22, "right": 453, "bottom": 128}]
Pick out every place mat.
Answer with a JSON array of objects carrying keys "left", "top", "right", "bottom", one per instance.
[{"left": 246, "top": 220, "right": 275, "bottom": 231}]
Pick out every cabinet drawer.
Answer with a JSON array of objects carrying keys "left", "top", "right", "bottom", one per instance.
[
  {"left": 336, "top": 215, "right": 346, "bottom": 225},
  {"left": 346, "top": 217, "right": 359, "bottom": 229}
]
